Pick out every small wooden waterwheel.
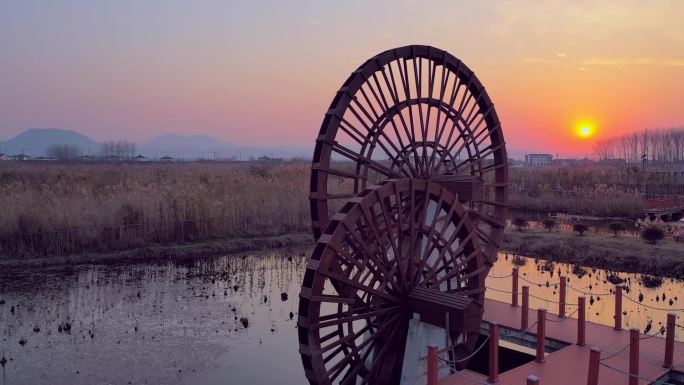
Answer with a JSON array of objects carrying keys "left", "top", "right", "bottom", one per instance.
[{"left": 299, "top": 45, "right": 508, "bottom": 385}]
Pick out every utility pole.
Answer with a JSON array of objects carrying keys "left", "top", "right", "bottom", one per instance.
[{"left": 642, "top": 153, "right": 647, "bottom": 198}]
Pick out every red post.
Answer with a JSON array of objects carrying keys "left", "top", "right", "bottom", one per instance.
[
  {"left": 664, "top": 313, "right": 675, "bottom": 368},
  {"left": 488, "top": 323, "right": 499, "bottom": 383},
  {"left": 427, "top": 345, "right": 439, "bottom": 385},
  {"left": 577, "top": 296, "right": 586, "bottom": 346},
  {"left": 536, "top": 308, "right": 547, "bottom": 363},
  {"left": 559, "top": 276, "right": 567, "bottom": 318},
  {"left": 614, "top": 286, "right": 622, "bottom": 331},
  {"left": 527, "top": 374, "right": 540, "bottom": 384},
  {"left": 629, "top": 328, "right": 639, "bottom": 385},
  {"left": 586, "top": 347, "right": 601, "bottom": 385},
  {"left": 512, "top": 267, "right": 519, "bottom": 307},
  {"left": 521, "top": 285, "right": 530, "bottom": 331}
]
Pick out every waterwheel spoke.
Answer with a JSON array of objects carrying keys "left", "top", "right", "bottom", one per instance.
[
  {"left": 335, "top": 312, "right": 403, "bottom": 385},
  {"left": 332, "top": 233, "right": 390, "bottom": 284},
  {"left": 413, "top": 194, "right": 456, "bottom": 280},
  {"left": 328, "top": 141, "right": 402, "bottom": 179},
  {"left": 426, "top": 57, "right": 454, "bottom": 173},
  {"left": 346, "top": 100, "right": 408, "bottom": 170},
  {"left": 319, "top": 269, "right": 400, "bottom": 303},
  {"left": 369, "top": 70, "right": 420, "bottom": 177},
  {"left": 342, "top": 223, "right": 400, "bottom": 292},
  {"left": 322, "top": 323, "right": 372, "bottom": 358},
  {"left": 394, "top": 57, "right": 424, "bottom": 177},
  {"left": 304, "top": 46, "right": 508, "bottom": 384},
  {"left": 360, "top": 315, "right": 408, "bottom": 385},
  {"left": 373, "top": 189, "right": 403, "bottom": 285},
  {"left": 435, "top": 249, "right": 483, "bottom": 286},
  {"left": 315, "top": 305, "right": 400, "bottom": 330}
]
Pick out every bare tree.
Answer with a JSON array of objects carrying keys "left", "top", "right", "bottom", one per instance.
[
  {"left": 47, "top": 144, "right": 81, "bottom": 160},
  {"left": 594, "top": 128, "right": 684, "bottom": 163},
  {"left": 101, "top": 140, "right": 137, "bottom": 160}
]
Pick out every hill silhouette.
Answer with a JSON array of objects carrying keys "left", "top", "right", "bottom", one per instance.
[{"left": 0, "top": 128, "right": 100, "bottom": 156}]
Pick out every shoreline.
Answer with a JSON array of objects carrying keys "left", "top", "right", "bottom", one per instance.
[
  {"left": 0, "top": 233, "right": 313, "bottom": 269},
  {"left": 2, "top": 229, "right": 683, "bottom": 279},
  {"left": 502, "top": 228, "right": 684, "bottom": 279}
]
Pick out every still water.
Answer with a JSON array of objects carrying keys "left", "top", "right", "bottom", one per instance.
[
  {"left": 487, "top": 254, "right": 683, "bottom": 338},
  {"left": 0, "top": 250, "right": 681, "bottom": 385}
]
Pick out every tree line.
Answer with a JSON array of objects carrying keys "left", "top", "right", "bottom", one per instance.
[
  {"left": 46, "top": 140, "right": 137, "bottom": 160},
  {"left": 594, "top": 127, "right": 684, "bottom": 163}
]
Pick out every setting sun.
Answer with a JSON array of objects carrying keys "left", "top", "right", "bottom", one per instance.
[{"left": 575, "top": 120, "right": 597, "bottom": 139}]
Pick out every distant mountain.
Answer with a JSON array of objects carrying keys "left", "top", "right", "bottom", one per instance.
[
  {"left": 141, "top": 133, "right": 237, "bottom": 159},
  {"left": 0, "top": 128, "right": 100, "bottom": 156},
  {"left": 145, "top": 133, "right": 235, "bottom": 151},
  {"left": 141, "top": 133, "right": 311, "bottom": 160},
  {"left": 0, "top": 128, "right": 311, "bottom": 160}
]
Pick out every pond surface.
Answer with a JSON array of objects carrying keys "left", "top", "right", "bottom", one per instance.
[
  {"left": 487, "top": 253, "right": 684, "bottom": 340},
  {"left": 0, "top": 250, "right": 309, "bottom": 385},
  {"left": 0, "top": 250, "right": 681, "bottom": 385}
]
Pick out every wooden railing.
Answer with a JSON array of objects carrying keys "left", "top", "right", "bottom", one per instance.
[{"left": 425, "top": 266, "right": 680, "bottom": 385}]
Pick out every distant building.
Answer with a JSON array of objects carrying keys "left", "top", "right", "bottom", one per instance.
[
  {"left": 134, "top": 154, "right": 147, "bottom": 162},
  {"left": 525, "top": 153, "right": 552, "bottom": 167},
  {"left": 257, "top": 156, "right": 283, "bottom": 163},
  {"left": 159, "top": 156, "right": 174, "bottom": 162},
  {"left": 10, "top": 154, "right": 31, "bottom": 161},
  {"left": 0, "top": 153, "right": 8, "bottom": 161},
  {"left": 645, "top": 162, "right": 684, "bottom": 174},
  {"left": 599, "top": 158, "right": 627, "bottom": 166},
  {"left": 508, "top": 158, "right": 525, "bottom": 168},
  {"left": 576, "top": 158, "right": 596, "bottom": 166},
  {"left": 552, "top": 158, "right": 577, "bottom": 166}
]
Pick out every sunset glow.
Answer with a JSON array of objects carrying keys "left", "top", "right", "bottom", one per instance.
[
  {"left": 575, "top": 121, "right": 597, "bottom": 139},
  {"left": 1, "top": 1, "right": 683, "bottom": 157}
]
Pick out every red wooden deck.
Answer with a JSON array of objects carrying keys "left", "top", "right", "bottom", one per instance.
[{"left": 440, "top": 298, "right": 683, "bottom": 385}]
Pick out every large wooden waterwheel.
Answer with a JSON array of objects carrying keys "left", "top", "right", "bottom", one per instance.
[{"left": 299, "top": 45, "right": 508, "bottom": 385}]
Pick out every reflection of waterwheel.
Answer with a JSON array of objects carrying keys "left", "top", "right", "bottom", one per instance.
[{"left": 300, "top": 45, "right": 508, "bottom": 385}]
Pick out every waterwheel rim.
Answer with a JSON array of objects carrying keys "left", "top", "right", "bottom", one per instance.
[
  {"left": 309, "top": 45, "right": 508, "bottom": 263},
  {"left": 298, "top": 179, "right": 486, "bottom": 385}
]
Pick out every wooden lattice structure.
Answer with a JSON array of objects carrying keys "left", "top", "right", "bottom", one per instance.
[{"left": 298, "top": 45, "right": 508, "bottom": 385}]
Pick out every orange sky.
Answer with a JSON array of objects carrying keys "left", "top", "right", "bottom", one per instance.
[{"left": 1, "top": 1, "right": 683, "bottom": 156}]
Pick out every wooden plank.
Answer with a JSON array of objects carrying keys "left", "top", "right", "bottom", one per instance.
[
  {"left": 440, "top": 369, "right": 487, "bottom": 385},
  {"left": 408, "top": 287, "right": 473, "bottom": 309},
  {"left": 495, "top": 345, "right": 666, "bottom": 385},
  {"left": 439, "top": 298, "right": 683, "bottom": 385}
]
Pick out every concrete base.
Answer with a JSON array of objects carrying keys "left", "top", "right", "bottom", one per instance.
[{"left": 401, "top": 315, "right": 451, "bottom": 385}]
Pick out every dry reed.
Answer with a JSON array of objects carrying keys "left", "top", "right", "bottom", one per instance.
[
  {"left": 0, "top": 161, "right": 311, "bottom": 258},
  {"left": 508, "top": 165, "right": 644, "bottom": 217},
  {"left": 0, "top": 161, "right": 647, "bottom": 259}
]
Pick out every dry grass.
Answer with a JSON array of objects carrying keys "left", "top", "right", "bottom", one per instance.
[
  {"left": 0, "top": 161, "right": 312, "bottom": 258},
  {"left": 508, "top": 166, "right": 644, "bottom": 217},
  {"left": 503, "top": 227, "right": 684, "bottom": 279},
  {"left": 508, "top": 188, "right": 643, "bottom": 217},
  {"left": 0, "top": 160, "right": 653, "bottom": 259}
]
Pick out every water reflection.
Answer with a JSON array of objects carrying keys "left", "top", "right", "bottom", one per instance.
[
  {"left": 0, "top": 250, "right": 308, "bottom": 385},
  {"left": 0, "top": 250, "right": 681, "bottom": 385},
  {"left": 487, "top": 254, "right": 684, "bottom": 341}
]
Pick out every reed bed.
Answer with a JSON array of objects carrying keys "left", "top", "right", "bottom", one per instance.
[
  {"left": 0, "top": 161, "right": 312, "bottom": 258},
  {"left": 0, "top": 161, "right": 646, "bottom": 259},
  {"left": 508, "top": 188, "right": 643, "bottom": 217},
  {"left": 508, "top": 166, "right": 644, "bottom": 217}
]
